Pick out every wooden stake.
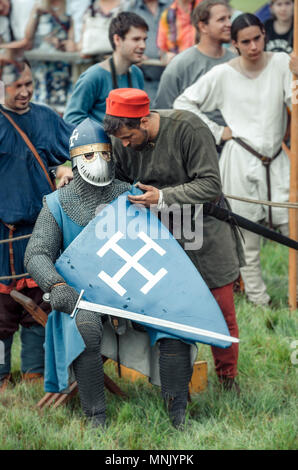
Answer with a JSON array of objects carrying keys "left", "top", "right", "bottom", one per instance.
[{"left": 289, "top": 0, "right": 298, "bottom": 311}]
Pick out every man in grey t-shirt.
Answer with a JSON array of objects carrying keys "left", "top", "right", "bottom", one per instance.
[{"left": 154, "top": 0, "right": 235, "bottom": 130}]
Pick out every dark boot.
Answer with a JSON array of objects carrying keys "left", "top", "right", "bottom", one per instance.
[
  {"left": 89, "top": 412, "right": 106, "bottom": 429},
  {"left": 165, "top": 394, "right": 188, "bottom": 429},
  {"left": 220, "top": 376, "right": 241, "bottom": 396}
]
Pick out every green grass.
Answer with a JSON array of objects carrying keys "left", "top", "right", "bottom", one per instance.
[
  {"left": 0, "top": 241, "right": 297, "bottom": 450},
  {"left": 231, "top": 0, "right": 266, "bottom": 13}
]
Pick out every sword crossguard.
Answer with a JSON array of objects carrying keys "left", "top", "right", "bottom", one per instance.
[{"left": 70, "top": 289, "right": 85, "bottom": 318}]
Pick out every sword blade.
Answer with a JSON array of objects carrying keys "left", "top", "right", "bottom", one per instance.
[{"left": 73, "top": 296, "right": 239, "bottom": 344}]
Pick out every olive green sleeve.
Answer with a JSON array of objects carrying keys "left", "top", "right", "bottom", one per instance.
[{"left": 162, "top": 124, "right": 222, "bottom": 206}]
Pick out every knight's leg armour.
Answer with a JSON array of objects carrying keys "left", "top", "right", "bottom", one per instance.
[
  {"left": 73, "top": 310, "right": 106, "bottom": 427},
  {"left": 159, "top": 338, "right": 193, "bottom": 428}
]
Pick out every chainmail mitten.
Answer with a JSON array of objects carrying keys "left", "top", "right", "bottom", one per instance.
[
  {"left": 50, "top": 284, "right": 79, "bottom": 314},
  {"left": 72, "top": 309, "right": 106, "bottom": 426},
  {"left": 159, "top": 338, "right": 193, "bottom": 429}
]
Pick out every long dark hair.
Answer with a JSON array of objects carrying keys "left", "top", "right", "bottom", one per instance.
[{"left": 231, "top": 13, "right": 265, "bottom": 42}]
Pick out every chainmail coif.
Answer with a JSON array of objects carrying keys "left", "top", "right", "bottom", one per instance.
[
  {"left": 25, "top": 169, "right": 131, "bottom": 293},
  {"left": 59, "top": 167, "right": 131, "bottom": 226}
]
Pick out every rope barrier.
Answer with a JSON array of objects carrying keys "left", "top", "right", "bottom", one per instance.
[
  {"left": 0, "top": 233, "right": 32, "bottom": 244},
  {"left": 0, "top": 273, "right": 29, "bottom": 281},
  {"left": 0, "top": 194, "right": 297, "bottom": 247},
  {"left": 0, "top": 194, "right": 297, "bottom": 279}
]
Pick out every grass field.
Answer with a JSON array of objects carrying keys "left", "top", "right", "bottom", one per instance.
[
  {"left": 0, "top": 241, "right": 297, "bottom": 450},
  {"left": 231, "top": 0, "right": 265, "bottom": 13}
]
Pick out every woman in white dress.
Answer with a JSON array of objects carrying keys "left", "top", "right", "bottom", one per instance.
[{"left": 174, "top": 13, "right": 294, "bottom": 306}]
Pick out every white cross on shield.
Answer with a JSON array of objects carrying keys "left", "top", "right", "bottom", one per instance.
[
  {"left": 69, "top": 128, "right": 79, "bottom": 147},
  {"left": 97, "top": 231, "right": 168, "bottom": 296}
]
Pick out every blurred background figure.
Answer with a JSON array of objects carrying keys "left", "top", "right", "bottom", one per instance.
[
  {"left": 66, "top": 0, "right": 91, "bottom": 46},
  {"left": 255, "top": 2, "right": 271, "bottom": 23},
  {"left": 154, "top": 0, "right": 235, "bottom": 139},
  {"left": 223, "top": 0, "right": 241, "bottom": 22},
  {"left": 0, "top": 56, "right": 24, "bottom": 87},
  {"left": 10, "top": 0, "right": 34, "bottom": 40},
  {"left": 157, "top": 0, "right": 202, "bottom": 65},
  {"left": 0, "top": 0, "right": 12, "bottom": 55},
  {"left": 78, "top": 0, "right": 125, "bottom": 56},
  {"left": 222, "top": 1, "right": 242, "bottom": 51},
  {"left": 264, "top": 0, "right": 294, "bottom": 53},
  {"left": 3, "top": 0, "right": 76, "bottom": 114},
  {"left": 123, "top": 0, "right": 171, "bottom": 101},
  {"left": 25, "top": 0, "right": 76, "bottom": 113}
]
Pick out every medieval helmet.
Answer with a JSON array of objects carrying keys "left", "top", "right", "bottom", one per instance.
[{"left": 69, "top": 118, "right": 114, "bottom": 186}]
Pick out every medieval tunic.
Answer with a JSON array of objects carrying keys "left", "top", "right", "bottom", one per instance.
[
  {"left": 173, "top": 52, "right": 292, "bottom": 227},
  {"left": 0, "top": 103, "right": 73, "bottom": 294},
  {"left": 112, "top": 109, "right": 243, "bottom": 290},
  {"left": 112, "top": 109, "right": 242, "bottom": 378}
]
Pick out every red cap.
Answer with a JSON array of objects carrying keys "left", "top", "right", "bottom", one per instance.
[{"left": 106, "top": 88, "right": 150, "bottom": 118}]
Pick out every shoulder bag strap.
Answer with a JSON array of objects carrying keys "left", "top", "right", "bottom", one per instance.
[
  {"left": 90, "top": 0, "right": 96, "bottom": 17},
  {"left": 0, "top": 108, "right": 56, "bottom": 192},
  {"left": 109, "top": 56, "right": 132, "bottom": 89}
]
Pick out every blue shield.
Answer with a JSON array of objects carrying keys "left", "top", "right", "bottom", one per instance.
[{"left": 55, "top": 191, "right": 234, "bottom": 348}]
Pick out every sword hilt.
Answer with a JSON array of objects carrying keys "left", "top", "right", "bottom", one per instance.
[{"left": 70, "top": 289, "right": 85, "bottom": 318}]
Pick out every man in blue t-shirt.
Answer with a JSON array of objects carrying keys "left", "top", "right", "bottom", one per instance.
[
  {"left": 0, "top": 60, "right": 74, "bottom": 391},
  {"left": 64, "top": 12, "right": 148, "bottom": 126}
]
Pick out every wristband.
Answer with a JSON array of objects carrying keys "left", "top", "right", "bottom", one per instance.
[{"left": 50, "top": 282, "right": 67, "bottom": 291}]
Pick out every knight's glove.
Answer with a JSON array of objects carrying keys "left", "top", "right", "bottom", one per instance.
[{"left": 50, "top": 283, "right": 79, "bottom": 315}]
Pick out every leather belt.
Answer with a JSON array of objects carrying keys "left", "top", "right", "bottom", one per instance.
[{"left": 232, "top": 137, "right": 282, "bottom": 229}]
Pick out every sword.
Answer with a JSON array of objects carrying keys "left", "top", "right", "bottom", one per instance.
[
  {"left": 204, "top": 202, "right": 298, "bottom": 250},
  {"left": 70, "top": 290, "right": 239, "bottom": 345}
]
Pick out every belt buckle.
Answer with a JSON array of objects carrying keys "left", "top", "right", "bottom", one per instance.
[{"left": 261, "top": 156, "right": 270, "bottom": 165}]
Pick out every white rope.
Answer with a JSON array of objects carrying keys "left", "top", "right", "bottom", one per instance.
[
  {"left": 0, "top": 233, "right": 31, "bottom": 244},
  {"left": 225, "top": 194, "right": 298, "bottom": 209}
]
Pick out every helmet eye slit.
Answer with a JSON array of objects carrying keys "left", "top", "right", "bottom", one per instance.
[{"left": 82, "top": 152, "right": 96, "bottom": 163}]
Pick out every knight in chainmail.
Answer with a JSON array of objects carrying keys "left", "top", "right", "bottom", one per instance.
[{"left": 25, "top": 118, "right": 194, "bottom": 429}]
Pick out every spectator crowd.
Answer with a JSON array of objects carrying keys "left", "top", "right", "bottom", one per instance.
[{"left": 0, "top": 1, "right": 297, "bottom": 106}]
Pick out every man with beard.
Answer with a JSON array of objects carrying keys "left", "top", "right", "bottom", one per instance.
[
  {"left": 103, "top": 88, "right": 243, "bottom": 397},
  {"left": 0, "top": 60, "right": 73, "bottom": 391}
]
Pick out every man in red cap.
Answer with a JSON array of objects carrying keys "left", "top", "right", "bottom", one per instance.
[{"left": 104, "top": 88, "right": 244, "bottom": 425}]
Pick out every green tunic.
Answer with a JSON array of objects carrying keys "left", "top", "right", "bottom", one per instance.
[{"left": 112, "top": 109, "right": 244, "bottom": 289}]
